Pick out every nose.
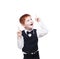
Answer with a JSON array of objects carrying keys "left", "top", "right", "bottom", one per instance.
[{"left": 30, "top": 20, "right": 33, "bottom": 23}]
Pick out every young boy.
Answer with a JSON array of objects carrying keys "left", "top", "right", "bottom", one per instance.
[{"left": 17, "top": 14, "right": 48, "bottom": 59}]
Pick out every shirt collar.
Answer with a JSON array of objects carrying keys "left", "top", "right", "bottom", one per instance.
[{"left": 24, "top": 28, "right": 33, "bottom": 34}]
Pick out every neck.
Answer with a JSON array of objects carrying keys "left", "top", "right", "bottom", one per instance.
[{"left": 25, "top": 28, "right": 33, "bottom": 32}]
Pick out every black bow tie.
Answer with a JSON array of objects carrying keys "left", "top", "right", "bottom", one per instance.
[{"left": 27, "top": 30, "right": 33, "bottom": 35}]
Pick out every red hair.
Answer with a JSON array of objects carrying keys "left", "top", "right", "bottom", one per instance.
[{"left": 19, "top": 14, "right": 31, "bottom": 25}]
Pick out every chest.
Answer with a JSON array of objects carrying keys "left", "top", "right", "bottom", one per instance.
[{"left": 22, "top": 29, "right": 38, "bottom": 44}]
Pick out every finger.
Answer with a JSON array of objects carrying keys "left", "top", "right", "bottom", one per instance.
[
  {"left": 35, "top": 18, "right": 39, "bottom": 21},
  {"left": 17, "top": 32, "right": 22, "bottom": 37}
]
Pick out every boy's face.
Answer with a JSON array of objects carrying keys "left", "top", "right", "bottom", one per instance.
[{"left": 23, "top": 16, "right": 33, "bottom": 30}]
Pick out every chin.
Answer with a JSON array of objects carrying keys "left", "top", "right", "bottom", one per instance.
[{"left": 29, "top": 27, "right": 33, "bottom": 30}]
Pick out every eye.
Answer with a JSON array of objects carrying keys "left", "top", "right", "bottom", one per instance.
[
  {"left": 27, "top": 19, "right": 30, "bottom": 22},
  {"left": 27, "top": 19, "right": 32, "bottom": 22},
  {"left": 30, "top": 19, "right": 32, "bottom": 20}
]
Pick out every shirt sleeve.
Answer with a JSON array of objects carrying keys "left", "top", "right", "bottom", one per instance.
[
  {"left": 17, "top": 36, "right": 24, "bottom": 49},
  {"left": 36, "top": 21, "right": 48, "bottom": 38}
]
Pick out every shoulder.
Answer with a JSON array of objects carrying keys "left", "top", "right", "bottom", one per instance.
[
  {"left": 33, "top": 29, "right": 37, "bottom": 34},
  {"left": 22, "top": 30, "right": 25, "bottom": 32},
  {"left": 22, "top": 30, "right": 25, "bottom": 35},
  {"left": 33, "top": 29, "right": 37, "bottom": 31}
]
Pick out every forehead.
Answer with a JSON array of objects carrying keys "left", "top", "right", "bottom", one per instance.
[{"left": 25, "top": 16, "right": 31, "bottom": 20}]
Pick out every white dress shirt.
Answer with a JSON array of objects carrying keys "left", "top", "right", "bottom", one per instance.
[{"left": 17, "top": 21, "right": 48, "bottom": 49}]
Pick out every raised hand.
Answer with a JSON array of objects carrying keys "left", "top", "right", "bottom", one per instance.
[
  {"left": 17, "top": 30, "right": 22, "bottom": 39},
  {"left": 35, "top": 17, "right": 41, "bottom": 22}
]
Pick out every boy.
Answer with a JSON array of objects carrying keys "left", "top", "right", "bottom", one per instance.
[{"left": 17, "top": 14, "right": 48, "bottom": 59}]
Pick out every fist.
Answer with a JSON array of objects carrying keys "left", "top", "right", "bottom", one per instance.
[
  {"left": 35, "top": 18, "right": 41, "bottom": 22},
  {"left": 17, "top": 30, "right": 22, "bottom": 38}
]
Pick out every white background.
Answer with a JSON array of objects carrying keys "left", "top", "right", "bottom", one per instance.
[{"left": 0, "top": 0, "right": 60, "bottom": 59}]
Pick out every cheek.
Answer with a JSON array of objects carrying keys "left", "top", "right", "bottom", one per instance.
[
  {"left": 25, "top": 22, "right": 30, "bottom": 25},
  {"left": 24, "top": 23, "right": 29, "bottom": 27}
]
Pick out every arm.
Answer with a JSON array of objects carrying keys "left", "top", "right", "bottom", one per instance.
[
  {"left": 17, "top": 30, "right": 24, "bottom": 49},
  {"left": 35, "top": 18, "right": 48, "bottom": 38}
]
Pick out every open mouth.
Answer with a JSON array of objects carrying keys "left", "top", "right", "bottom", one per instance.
[{"left": 30, "top": 23, "right": 33, "bottom": 26}]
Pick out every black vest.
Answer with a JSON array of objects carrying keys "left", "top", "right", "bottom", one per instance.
[{"left": 22, "top": 29, "right": 38, "bottom": 54}]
